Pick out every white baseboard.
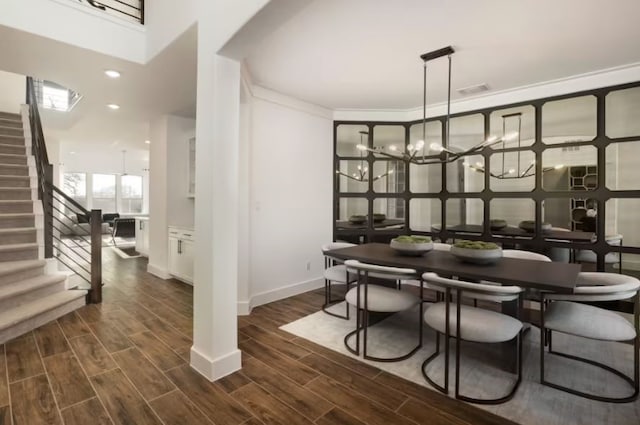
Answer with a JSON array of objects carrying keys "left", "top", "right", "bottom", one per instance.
[
  {"left": 147, "top": 263, "right": 171, "bottom": 279},
  {"left": 190, "top": 346, "right": 242, "bottom": 381},
  {"left": 237, "top": 300, "right": 251, "bottom": 316},
  {"left": 249, "top": 277, "right": 324, "bottom": 310}
]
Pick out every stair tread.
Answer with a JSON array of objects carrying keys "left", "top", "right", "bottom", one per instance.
[
  {"left": 0, "top": 200, "right": 32, "bottom": 204},
  {"left": 0, "top": 243, "right": 38, "bottom": 251},
  {"left": 0, "top": 274, "right": 65, "bottom": 299},
  {"left": 0, "top": 213, "right": 35, "bottom": 218},
  {"left": 0, "top": 227, "right": 37, "bottom": 234},
  {"left": 0, "top": 259, "right": 46, "bottom": 277},
  {"left": 0, "top": 164, "right": 28, "bottom": 168},
  {"left": 0, "top": 187, "right": 30, "bottom": 190},
  {"left": 0, "top": 290, "right": 86, "bottom": 332},
  {"left": 0, "top": 153, "right": 26, "bottom": 158}
]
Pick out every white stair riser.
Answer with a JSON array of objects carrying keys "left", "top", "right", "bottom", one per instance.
[
  {"left": 0, "top": 294, "right": 85, "bottom": 344},
  {"left": 0, "top": 280, "right": 66, "bottom": 311},
  {"left": 0, "top": 266, "right": 45, "bottom": 286},
  {"left": 0, "top": 247, "right": 38, "bottom": 263}
]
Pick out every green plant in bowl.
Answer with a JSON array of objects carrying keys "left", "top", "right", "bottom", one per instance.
[
  {"left": 390, "top": 235, "right": 434, "bottom": 256},
  {"left": 453, "top": 240, "right": 499, "bottom": 250},
  {"left": 393, "top": 235, "right": 432, "bottom": 244},
  {"left": 451, "top": 240, "right": 502, "bottom": 264}
]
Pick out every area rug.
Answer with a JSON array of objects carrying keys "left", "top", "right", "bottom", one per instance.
[{"left": 281, "top": 303, "right": 640, "bottom": 425}]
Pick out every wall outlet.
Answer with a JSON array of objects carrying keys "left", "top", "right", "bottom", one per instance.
[{"left": 306, "top": 261, "right": 311, "bottom": 271}]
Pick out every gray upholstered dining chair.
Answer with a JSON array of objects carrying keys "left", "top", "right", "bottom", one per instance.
[
  {"left": 421, "top": 272, "right": 525, "bottom": 404},
  {"left": 540, "top": 272, "right": 640, "bottom": 402},
  {"left": 321, "top": 242, "right": 357, "bottom": 319},
  {"left": 575, "top": 234, "right": 623, "bottom": 272},
  {"left": 343, "top": 260, "right": 422, "bottom": 362}
]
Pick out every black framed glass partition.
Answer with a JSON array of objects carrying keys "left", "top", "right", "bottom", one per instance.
[{"left": 334, "top": 80, "right": 640, "bottom": 278}]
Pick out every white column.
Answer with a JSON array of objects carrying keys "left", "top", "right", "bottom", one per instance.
[
  {"left": 147, "top": 116, "right": 170, "bottom": 279},
  {"left": 190, "top": 37, "right": 243, "bottom": 379}
]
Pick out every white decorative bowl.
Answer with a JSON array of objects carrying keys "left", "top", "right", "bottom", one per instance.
[
  {"left": 390, "top": 240, "right": 434, "bottom": 257},
  {"left": 450, "top": 246, "right": 503, "bottom": 264}
]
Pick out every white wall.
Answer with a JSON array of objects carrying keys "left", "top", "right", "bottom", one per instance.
[
  {"left": 0, "top": 0, "right": 146, "bottom": 63},
  {"left": 147, "top": 114, "right": 195, "bottom": 278},
  {"left": 145, "top": 0, "right": 197, "bottom": 60},
  {"left": 166, "top": 116, "right": 196, "bottom": 229},
  {"left": 0, "top": 70, "right": 25, "bottom": 114},
  {"left": 247, "top": 89, "right": 333, "bottom": 307}
]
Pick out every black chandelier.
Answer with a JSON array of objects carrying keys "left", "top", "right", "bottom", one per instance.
[{"left": 336, "top": 131, "right": 394, "bottom": 182}]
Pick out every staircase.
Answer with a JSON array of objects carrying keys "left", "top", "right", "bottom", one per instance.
[{"left": 0, "top": 110, "right": 86, "bottom": 344}]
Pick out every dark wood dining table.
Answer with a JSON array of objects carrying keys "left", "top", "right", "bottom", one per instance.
[
  {"left": 327, "top": 243, "right": 582, "bottom": 294},
  {"left": 442, "top": 224, "right": 594, "bottom": 243}
]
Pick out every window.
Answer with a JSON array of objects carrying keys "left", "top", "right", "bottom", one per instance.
[
  {"left": 120, "top": 175, "right": 143, "bottom": 213},
  {"left": 92, "top": 174, "right": 116, "bottom": 212},
  {"left": 42, "top": 85, "right": 69, "bottom": 111},
  {"left": 63, "top": 173, "right": 87, "bottom": 208}
]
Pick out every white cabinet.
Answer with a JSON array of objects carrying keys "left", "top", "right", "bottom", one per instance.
[
  {"left": 135, "top": 217, "right": 149, "bottom": 257},
  {"left": 168, "top": 226, "right": 194, "bottom": 285}
]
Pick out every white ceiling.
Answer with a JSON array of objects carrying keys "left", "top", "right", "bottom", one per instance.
[
  {"left": 242, "top": 0, "right": 640, "bottom": 110},
  {"left": 0, "top": 23, "right": 197, "bottom": 151}
]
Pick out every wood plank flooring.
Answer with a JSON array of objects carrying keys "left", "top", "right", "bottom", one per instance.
[{"left": 0, "top": 248, "right": 518, "bottom": 425}]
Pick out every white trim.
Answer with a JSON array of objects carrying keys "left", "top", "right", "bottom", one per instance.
[
  {"left": 190, "top": 346, "right": 242, "bottom": 381},
  {"left": 237, "top": 300, "right": 251, "bottom": 316},
  {"left": 146, "top": 263, "right": 171, "bottom": 279},
  {"left": 333, "top": 62, "right": 640, "bottom": 122},
  {"left": 251, "top": 85, "right": 333, "bottom": 120},
  {"left": 249, "top": 277, "right": 324, "bottom": 310}
]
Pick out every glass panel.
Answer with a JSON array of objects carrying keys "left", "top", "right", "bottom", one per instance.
[
  {"left": 618, "top": 253, "right": 640, "bottom": 276},
  {"left": 606, "top": 87, "right": 640, "bottom": 139},
  {"left": 448, "top": 114, "right": 484, "bottom": 152},
  {"left": 543, "top": 197, "right": 572, "bottom": 230},
  {"left": 489, "top": 106, "right": 535, "bottom": 148},
  {"left": 449, "top": 155, "right": 484, "bottom": 192},
  {"left": 409, "top": 199, "right": 441, "bottom": 232},
  {"left": 490, "top": 198, "right": 535, "bottom": 237},
  {"left": 542, "top": 146, "right": 597, "bottom": 192},
  {"left": 409, "top": 121, "right": 442, "bottom": 157},
  {"left": 409, "top": 163, "right": 442, "bottom": 193},
  {"left": 373, "top": 161, "right": 405, "bottom": 193},
  {"left": 121, "top": 175, "right": 143, "bottom": 214},
  {"left": 445, "top": 199, "right": 484, "bottom": 234},
  {"left": 373, "top": 125, "right": 405, "bottom": 157},
  {"left": 489, "top": 150, "right": 536, "bottom": 192},
  {"left": 63, "top": 172, "right": 87, "bottom": 209},
  {"left": 92, "top": 174, "right": 116, "bottom": 212},
  {"left": 336, "top": 198, "right": 368, "bottom": 226},
  {"left": 373, "top": 198, "right": 405, "bottom": 230},
  {"left": 606, "top": 199, "right": 640, "bottom": 248},
  {"left": 606, "top": 141, "right": 640, "bottom": 190},
  {"left": 336, "top": 124, "right": 369, "bottom": 157},
  {"left": 336, "top": 160, "right": 368, "bottom": 193},
  {"left": 542, "top": 95, "right": 597, "bottom": 144}
]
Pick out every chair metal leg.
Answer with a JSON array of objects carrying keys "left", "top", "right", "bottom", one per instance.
[{"left": 421, "top": 330, "right": 448, "bottom": 394}]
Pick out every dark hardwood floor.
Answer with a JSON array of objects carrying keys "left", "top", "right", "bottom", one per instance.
[{"left": 0, "top": 249, "right": 518, "bottom": 425}]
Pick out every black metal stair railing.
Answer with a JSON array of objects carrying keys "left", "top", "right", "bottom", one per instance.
[
  {"left": 26, "top": 76, "right": 102, "bottom": 304},
  {"left": 79, "top": 0, "right": 144, "bottom": 24}
]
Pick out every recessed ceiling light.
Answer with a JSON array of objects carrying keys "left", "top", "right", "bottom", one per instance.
[
  {"left": 105, "top": 70, "right": 121, "bottom": 78},
  {"left": 107, "top": 104, "right": 120, "bottom": 110},
  {"left": 144, "top": 140, "right": 151, "bottom": 144},
  {"left": 70, "top": 151, "right": 76, "bottom": 155}
]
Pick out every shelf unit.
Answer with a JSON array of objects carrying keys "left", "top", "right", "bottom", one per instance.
[{"left": 569, "top": 165, "right": 597, "bottom": 231}]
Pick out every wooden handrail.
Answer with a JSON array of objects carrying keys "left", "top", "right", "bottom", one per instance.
[{"left": 26, "top": 76, "right": 102, "bottom": 303}]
